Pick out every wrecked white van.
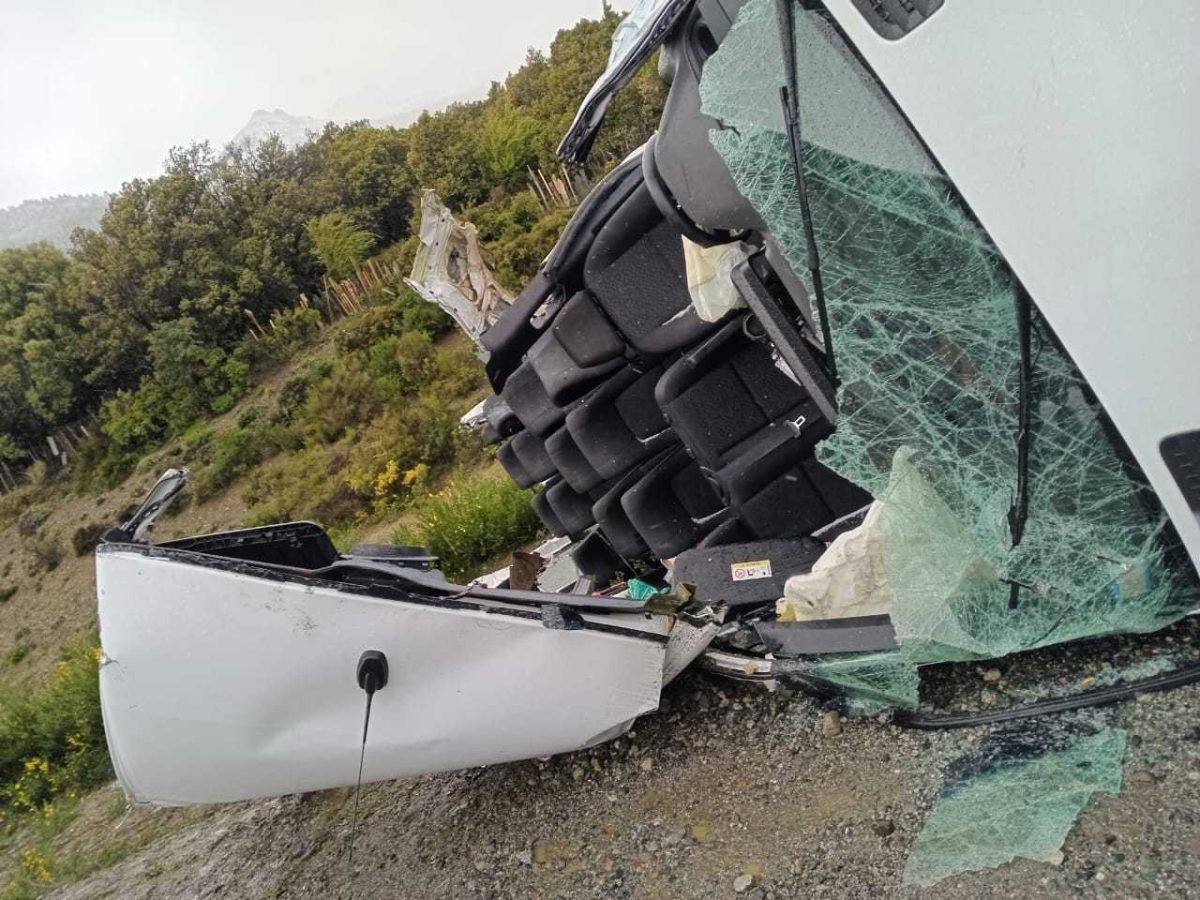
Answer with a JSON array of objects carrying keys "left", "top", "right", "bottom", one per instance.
[{"left": 98, "top": 0, "right": 1200, "bottom": 806}]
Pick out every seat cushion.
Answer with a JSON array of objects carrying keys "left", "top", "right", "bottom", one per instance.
[
  {"left": 620, "top": 448, "right": 725, "bottom": 559},
  {"left": 499, "top": 361, "right": 566, "bottom": 437},
  {"left": 526, "top": 293, "right": 627, "bottom": 405},
  {"left": 498, "top": 430, "right": 556, "bottom": 489},
  {"left": 567, "top": 367, "right": 675, "bottom": 481},
  {"left": 584, "top": 184, "right": 715, "bottom": 356},
  {"left": 545, "top": 425, "right": 605, "bottom": 494},
  {"left": 545, "top": 479, "right": 597, "bottom": 540},
  {"left": 532, "top": 485, "right": 567, "bottom": 537}
]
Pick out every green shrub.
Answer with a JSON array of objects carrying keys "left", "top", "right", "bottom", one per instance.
[
  {"left": 179, "top": 425, "right": 215, "bottom": 460},
  {"left": 395, "top": 465, "right": 542, "bottom": 581},
  {"left": 0, "top": 484, "right": 44, "bottom": 532},
  {"left": 27, "top": 537, "right": 62, "bottom": 573},
  {"left": 383, "top": 283, "right": 453, "bottom": 337},
  {"left": 243, "top": 443, "right": 359, "bottom": 526},
  {"left": 79, "top": 333, "right": 255, "bottom": 488},
  {"left": 483, "top": 205, "right": 575, "bottom": 290},
  {"left": 298, "top": 358, "right": 383, "bottom": 443},
  {"left": 240, "top": 305, "right": 324, "bottom": 369},
  {"left": 0, "top": 641, "right": 111, "bottom": 816},
  {"left": 5, "top": 642, "right": 32, "bottom": 667},
  {"left": 191, "top": 421, "right": 301, "bottom": 501},
  {"left": 0, "top": 586, "right": 16, "bottom": 604},
  {"left": 15, "top": 505, "right": 48, "bottom": 538},
  {"left": 273, "top": 360, "right": 334, "bottom": 424},
  {"left": 333, "top": 304, "right": 399, "bottom": 353},
  {"left": 366, "top": 331, "right": 435, "bottom": 399},
  {"left": 307, "top": 211, "right": 375, "bottom": 280},
  {"left": 343, "top": 399, "right": 460, "bottom": 508},
  {"left": 331, "top": 285, "right": 450, "bottom": 354},
  {"left": 71, "top": 523, "right": 108, "bottom": 557}
]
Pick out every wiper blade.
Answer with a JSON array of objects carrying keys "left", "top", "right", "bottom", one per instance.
[{"left": 774, "top": 0, "right": 838, "bottom": 382}]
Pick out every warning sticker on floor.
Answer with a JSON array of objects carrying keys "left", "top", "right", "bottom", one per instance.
[{"left": 731, "top": 559, "right": 772, "bottom": 581}]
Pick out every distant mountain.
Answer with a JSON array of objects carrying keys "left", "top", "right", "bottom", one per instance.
[
  {"left": 0, "top": 194, "right": 109, "bottom": 250},
  {"left": 230, "top": 87, "right": 489, "bottom": 150},
  {"left": 231, "top": 109, "right": 332, "bottom": 149}
]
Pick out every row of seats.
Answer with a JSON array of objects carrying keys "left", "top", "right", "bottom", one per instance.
[{"left": 480, "top": 151, "right": 869, "bottom": 570}]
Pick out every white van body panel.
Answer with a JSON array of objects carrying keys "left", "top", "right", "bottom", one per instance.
[{"left": 97, "top": 550, "right": 669, "bottom": 806}]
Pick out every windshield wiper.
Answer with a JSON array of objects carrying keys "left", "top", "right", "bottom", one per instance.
[{"left": 774, "top": 0, "right": 837, "bottom": 383}]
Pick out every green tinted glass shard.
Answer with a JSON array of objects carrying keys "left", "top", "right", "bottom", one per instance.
[
  {"left": 776, "top": 650, "right": 920, "bottom": 714},
  {"left": 700, "top": 0, "right": 1199, "bottom": 682},
  {"left": 903, "top": 726, "right": 1126, "bottom": 886}
]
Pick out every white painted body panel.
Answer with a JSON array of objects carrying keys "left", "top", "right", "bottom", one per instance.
[
  {"left": 97, "top": 550, "right": 668, "bottom": 805},
  {"left": 823, "top": 0, "right": 1200, "bottom": 571}
]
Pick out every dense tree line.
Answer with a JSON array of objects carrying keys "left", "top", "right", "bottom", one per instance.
[{"left": 0, "top": 7, "right": 664, "bottom": 482}]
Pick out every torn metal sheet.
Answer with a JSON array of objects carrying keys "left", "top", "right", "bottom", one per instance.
[
  {"left": 459, "top": 398, "right": 488, "bottom": 430},
  {"left": 662, "top": 617, "right": 722, "bottom": 686},
  {"left": 904, "top": 715, "right": 1126, "bottom": 886},
  {"left": 406, "top": 189, "right": 513, "bottom": 347},
  {"left": 699, "top": 649, "right": 775, "bottom": 685},
  {"left": 97, "top": 540, "right": 675, "bottom": 805}
]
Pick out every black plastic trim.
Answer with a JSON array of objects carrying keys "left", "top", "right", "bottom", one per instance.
[{"left": 1162, "top": 430, "right": 1200, "bottom": 518}]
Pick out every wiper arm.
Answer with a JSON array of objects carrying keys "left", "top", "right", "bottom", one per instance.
[{"left": 774, "top": 0, "right": 838, "bottom": 383}]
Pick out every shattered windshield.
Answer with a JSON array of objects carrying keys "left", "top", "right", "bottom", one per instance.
[
  {"left": 700, "top": 0, "right": 1200, "bottom": 701},
  {"left": 557, "top": 0, "right": 693, "bottom": 163}
]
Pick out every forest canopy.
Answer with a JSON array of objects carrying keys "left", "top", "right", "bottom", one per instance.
[{"left": 0, "top": 7, "right": 664, "bottom": 484}]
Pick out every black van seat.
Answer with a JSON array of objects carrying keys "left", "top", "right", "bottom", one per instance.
[
  {"left": 582, "top": 182, "right": 718, "bottom": 358},
  {"left": 566, "top": 366, "right": 675, "bottom": 481},
  {"left": 526, "top": 291, "right": 628, "bottom": 404},
  {"left": 481, "top": 396, "right": 521, "bottom": 446},
  {"left": 545, "top": 424, "right": 606, "bottom": 494},
  {"left": 532, "top": 486, "right": 567, "bottom": 538},
  {"left": 497, "top": 430, "right": 556, "bottom": 489},
  {"left": 481, "top": 153, "right": 647, "bottom": 391},
  {"left": 655, "top": 317, "right": 869, "bottom": 539},
  {"left": 591, "top": 469, "right": 654, "bottom": 561},
  {"left": 543, "top": 478, "right": 598, "bottom": 541},
  {"left": 499, "top": 360, "right": 568, "bottom": 437},
  {"left": 620, "top": 446, "right": 728, "bottom": 559}
]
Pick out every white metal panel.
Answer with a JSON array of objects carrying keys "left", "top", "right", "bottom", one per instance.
[
  {"left": 97, "top": 551, "right": 667, "bottom": 805},
  {"left": 823, "top": 0, "right": 1200, "bottom": 569}
]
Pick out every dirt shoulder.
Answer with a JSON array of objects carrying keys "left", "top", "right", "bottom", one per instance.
[{"left": 44, "top": 661, "right": 1200, "bottom": 900}]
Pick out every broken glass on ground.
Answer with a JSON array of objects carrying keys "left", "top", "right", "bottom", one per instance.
[
  {"left": 903, "top": 712, "right": 1126, "bottom": 886},
  {"left": 775, "top": 650, "right": 919, "bottom": 715},
  {"left": 406, "top": 189, "right": 513, "bottom": 347},
  {"left": 699, "top": 0, "right": 1200, "bottom": 701}
]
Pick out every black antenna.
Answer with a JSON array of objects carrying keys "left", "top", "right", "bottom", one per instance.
[{"left": 347, "top": 650, "right": 388, "bottom": 872}]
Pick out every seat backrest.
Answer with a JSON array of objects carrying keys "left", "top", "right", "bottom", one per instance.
[
  {"left": 654, "top": 0, "right": 762, "bottom": 236},
  {"left": 481, "top": 153, "right": 646, "bottom": 390},
  {"left": 583, "top": 183, "right": 713, "bottom": 357},
  {"left": 499, "top": 361, "right": 567, "bottom": 437},
  {"left": 657, "top": 322, "right": 807, "bottom": 469},
  {"left": 526, "top": 291, "right": 627, "bottom": 405}
]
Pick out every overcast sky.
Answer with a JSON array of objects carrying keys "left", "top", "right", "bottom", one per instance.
[{"left": 0, "top": 0, "right": 625, "bottom": 209}]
